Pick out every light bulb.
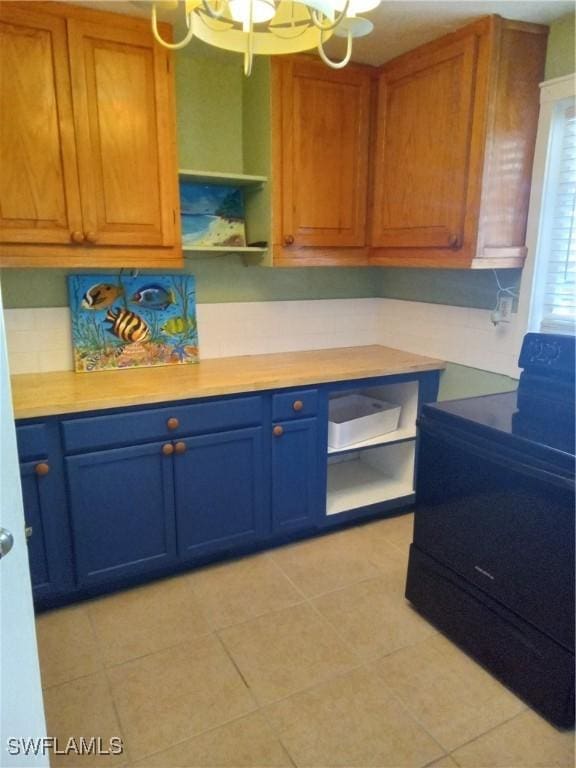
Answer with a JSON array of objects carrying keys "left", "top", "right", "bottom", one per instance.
[{"left": 228, "top": 0, "right": 276, "bottom": 24}]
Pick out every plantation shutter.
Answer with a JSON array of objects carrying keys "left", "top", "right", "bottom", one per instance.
[{"left": 540, "top": 101, "right": 576, "bottom": 335}]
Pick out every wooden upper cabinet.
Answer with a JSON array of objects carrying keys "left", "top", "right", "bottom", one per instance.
[
  {"left": 67, "top": 19, "right": 175, "bottom": 248},
  {"left": 0, "top": 2, "right": 181, "bottom": 268},
  {"left": 0, "top": 5, "right": 82, "bottom": 245},
  {"left": 272, "top": 57, "right": 372, "bottom": 265},
  {"left": 370, "top": 16, "right": 548, "bottom": 269},
  {"left": 372, "top": 36, "right": 477, "bottom": 251}
]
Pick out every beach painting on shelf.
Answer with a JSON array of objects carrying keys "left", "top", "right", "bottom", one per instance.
[
  {"left": 68, "top": 273, "right": 199, "bottom": 373},
  {"left": 180, "top": 181, "right": 247, "bottom": 248}
]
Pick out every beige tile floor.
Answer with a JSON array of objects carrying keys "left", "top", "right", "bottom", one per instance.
[{"left": 36, "top": 513, "right": 575, "bottom": 768}]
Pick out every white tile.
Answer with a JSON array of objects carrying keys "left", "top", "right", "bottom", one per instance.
[{"left": 7, "top": 350, "right": 40, "bottom": 375}]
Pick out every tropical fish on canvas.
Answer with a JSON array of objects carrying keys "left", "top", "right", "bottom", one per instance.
[
  {"left": 130, "top": 284, "right": 174, "bottom": 311},
  {"left": 105, "top": 308, "right": 150, "bottom": 343},
  {"left": 81, "top": 283, "right": 124, "bottom": 310},
  {"left": 161, "top": 316, "right": 197, "bottom": 336}
]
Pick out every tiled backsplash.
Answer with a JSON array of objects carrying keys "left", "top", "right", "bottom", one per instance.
[{"left": 4, "top": 298, "right": 523, "bottom": 378}]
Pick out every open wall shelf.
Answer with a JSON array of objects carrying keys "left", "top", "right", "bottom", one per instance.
[{"left": 178, "top": 169, "right": 267, "bottom": 186}]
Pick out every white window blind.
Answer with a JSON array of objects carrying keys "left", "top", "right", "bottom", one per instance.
[{"left": 540, "top": 100, "right": 576, "bottom": 335}]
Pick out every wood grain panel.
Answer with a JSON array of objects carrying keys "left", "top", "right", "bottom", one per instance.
[
  {"left": 278, "top": 57, "right": 371, "bottom": 250},
  {"left": 68, "top": 18, "right": 176, "bottom": 247},
  {"left": 0, "top": 5, "right": 82, "bottom": 244},
  {"left": 372, "top": 35, "right": 478, "bottom": 250}
]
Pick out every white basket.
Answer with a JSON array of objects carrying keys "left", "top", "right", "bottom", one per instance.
[{"left": 328, "top": 394, "right": 401, "bottom": 449}]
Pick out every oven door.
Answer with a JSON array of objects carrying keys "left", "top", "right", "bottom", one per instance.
[{"left": 414, "top": 413, "right": 575, "bottom": 651}]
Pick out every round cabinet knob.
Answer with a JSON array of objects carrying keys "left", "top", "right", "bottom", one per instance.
[
  {"left": 174, "top": 441, "right": 187, "bottom": 455},
  {"left": 84, "top": 231, "right": 98, "bottom": 244},
  {"left": 292, "top": 400, "right": 304, "bottom": 412},
  {"left": 283, "top": 234, "right": 294, "bottom": 246},
  {"left": 166, "top": 417, "right": 179, "bottom": 431},
  {"left": 35, "top": 462, "right": 50, "bottom": 476},
  {"left": 70, "top": 231, "right": 84, "bottom": 244},
  {"left": 162, "top": 443, "right": 174, "bottom": 456},
  {"left": 25, "top": 526, "right": 33, "bottom": 540},
  {"left": 448, "top": 233, "right": 460, "bottom": 249},
  {"left": 273, "top": 425, "right": 284, "bottom": 437}
]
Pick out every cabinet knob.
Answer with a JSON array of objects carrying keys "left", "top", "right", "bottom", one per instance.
[
  {"left": 273, "top": 425, "right": 284, "bottom": 437},
  {"left": 35, "top": 462, "right": 50, "bottom": 476},
  {"left": 85, "top": 231, "right": 98, "bottom": 244},
  {"left": 70, "top": 231, "right": 84, "bottom": 244},
  {"left": 283, "top": 234, "right": 294, "bottom": 246},
  {"left": 292, "top": 400, "right": 304, "bottom": 412},
  {"left": 25, "top": 526, "right": 33, "bottom": 540},
  {"left": 448, "top": 233, "right": 460, "bottom": 249},
  {"left": 174, "top": 441, "right": 187, "bottom": 455},
  {"left": 166, "top": 417, "right": 179, "bottom": 431},
  {"left": 162, "top": 443, "right": 174, "bottom": 456}
]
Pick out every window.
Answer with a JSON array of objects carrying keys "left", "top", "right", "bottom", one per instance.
[{"left": 527, "top": 80, "right": 576, "bottom": 336}]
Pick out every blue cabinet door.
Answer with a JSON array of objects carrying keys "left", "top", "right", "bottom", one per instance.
[
  {"left": 174, "top": 427, "right": 266, "bottom": 560},
  {"left": 20, "top": 461, "right": 73, "bottom": 600},
  {"left": 272, "top": 418, "right": 322, "bottom": 533},
  {"left": 66, "top": 442, "right": 177, "bottom": 588}
]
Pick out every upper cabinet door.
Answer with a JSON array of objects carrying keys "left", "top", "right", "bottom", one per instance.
[
  {"left": 0, "top": 6, "right": 83, "bottom": 245},
  {"left": 67, "top": 19, "right": 176, "bottom": 247},
  {"left": 279, "top": 59, "right": 371, "bottom": 249},
  {"left": 371, "top": 35, "right": 478, "bottom": 250}
]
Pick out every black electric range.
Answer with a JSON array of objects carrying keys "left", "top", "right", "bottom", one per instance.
[{"left": 406, "top": 333, "right": 575, "bottom": 728}]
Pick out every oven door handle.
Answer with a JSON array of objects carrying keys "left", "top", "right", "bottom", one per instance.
[{"left": 420, "top": 418, "right": 575, "bottom": 492}]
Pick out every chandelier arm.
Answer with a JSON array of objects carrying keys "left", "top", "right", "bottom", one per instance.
[
  {"left": 151, "top": 3, "right": 195, "bottom": 49},
  {"left": 311, "top": 0, "right": 351, "bottom": 33},
  {"left": 201, "top": 0, "right": 227, "bottom": 21},
  {"left": 317, "top": 29, "right": 353, "bottom": 69},
  {"left": 244, "top": 2, "right": 254, "bottom": 76}
]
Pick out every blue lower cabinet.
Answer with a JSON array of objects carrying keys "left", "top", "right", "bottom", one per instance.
[
  {"left": 272, "top": 418, "right": 322, "bottom": 533},
  {"left": 20, "top": 460, "right": 72, "bottom": 600},
  {"left": 173, "top": 427, "right": 266, "bottom": 560},
  {"left": 66, "top": 442, "right": 177, "bottom": 588}
]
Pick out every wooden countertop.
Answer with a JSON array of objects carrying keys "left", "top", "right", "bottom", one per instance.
[{"left": 11, "top": 345, "right": 445, "bottom": 420}]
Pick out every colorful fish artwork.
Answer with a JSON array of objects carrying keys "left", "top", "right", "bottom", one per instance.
[
  {"left": 68, "top": 273, "right": 199, "bottom": 373},
  {"left": 130, "top": 284, "right": 174, "bottom": 311},
  {"left": 82, "top": 283, "right": 124, "bottom": 310},
  {"left": 105, "top": 308, "right": 150, "bottom": 343}
]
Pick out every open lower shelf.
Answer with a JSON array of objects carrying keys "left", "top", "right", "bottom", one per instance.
[
  {"left": 328, "top": 426, "right": 417, "bottom": 454},
  {"left": 178, "top": 169, "right": 267, "bottom": 186},
  {"left": 326, "top": 441, "right": 415, "bottom": 516}
]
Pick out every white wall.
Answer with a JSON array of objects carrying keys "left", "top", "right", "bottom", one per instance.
[{"left": 4, "top": 297, "right": 523, "bottom": 378}]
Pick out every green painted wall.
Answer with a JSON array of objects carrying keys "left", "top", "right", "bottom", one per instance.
[
  {"left": 438, "top": 363, "right": 518, "bottom": 402},
  {"left": 545, "top": 12, "right": 575, "bottom": 80}
]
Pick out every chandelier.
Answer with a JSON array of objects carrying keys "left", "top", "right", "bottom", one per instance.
[{"left": 147, "top": 0, "right": 381, "bottom": 75}]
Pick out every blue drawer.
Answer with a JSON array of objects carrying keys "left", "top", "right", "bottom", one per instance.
[
  {"left": 17, "top": 424, "right": 49, "bottom": 461},
  {"left": 273, "top": 389, "right": 318, "bottom": 421},
  {"left": 62, "top": 396, "right": 264, "bottom": 453}
]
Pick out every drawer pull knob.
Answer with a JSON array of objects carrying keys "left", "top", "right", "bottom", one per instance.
[
  {"left": 292, "top": 400, "right": 304, "bottom": 412},
  {"left": 448, "top": 233, "right": 460, "bottom": 248},
  {"left": 25, "top": 526, "right": 33, "bottom": 540},
  {"left": 174, "top": 441, "right": 187, "bottom": 455},
  {"left": 85, "top": 231, "right": 98, "bottom": 244},
  {"left": 273, "top": 425, "right": 284, "bottom": 437},
  {"left": 283, "top": 234, "right": 294, "bottom": 246},
  {"left": 167, "top": 417, "right": 179, "bottom": 431},
  {"left": 70, "top": 230, "right": 84, "bottom": 244},
  {"left": 35, "top": 462, "right": 50, "bottom": 476},
  {"left": 162, "top": 443, "right": 174, "bottom": 456}
]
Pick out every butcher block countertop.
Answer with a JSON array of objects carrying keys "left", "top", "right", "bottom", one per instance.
[{"left": 11, "top": 345, "right": 445, "bottom": 420}]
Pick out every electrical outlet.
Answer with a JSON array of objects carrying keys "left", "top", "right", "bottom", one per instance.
[{"left": 498, "top": 295, "right": 514, "bottom": 322}]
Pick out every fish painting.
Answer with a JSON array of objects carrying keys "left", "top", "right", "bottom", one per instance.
[
  {"left": 81, "top": 283, "right": 124, "bottom": 310},
  {"left": 105, "top": 308, "right": 150, "bottom": 343},
  {"left": 130, "top": 284, "right": 174, "bottom": 311},
  {"left": 69, "top": 273, "right": 199, "bottom": 372},
  {"left": 161, "top": 316, "right": 197, "bottom": 336}
]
